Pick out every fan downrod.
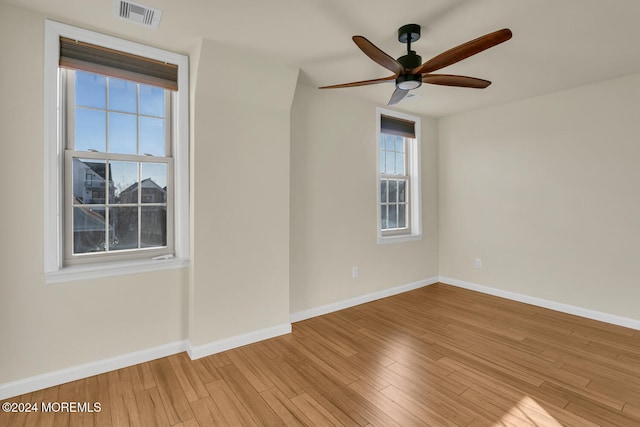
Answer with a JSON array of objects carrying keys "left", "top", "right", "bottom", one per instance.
[{"left": 397, "top": 24, "right": 422, "bottom": 69}]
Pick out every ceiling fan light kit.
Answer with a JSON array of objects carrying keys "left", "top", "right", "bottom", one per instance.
[
  {"left": 319, "top": 24, "right": 512, "bottom": 106},
  {"left": 396, "top": 75, "right": 422, "bottom": 90}
]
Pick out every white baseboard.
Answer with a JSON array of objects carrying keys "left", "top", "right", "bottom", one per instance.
[
  {"left": 0, "top": 322, "right": 295, "bottom": 400},
  {"left": 290, "top": 277, "right": 439, "bottom": 323},
  {"left": 440, "top": 276, "right": 640, "bottom": 331},
  {"left": 0, "top": 340, "right": 188, "bottom": 401},
  {"left": 187, "top": 323, "right": 292, "bottom": 360}
]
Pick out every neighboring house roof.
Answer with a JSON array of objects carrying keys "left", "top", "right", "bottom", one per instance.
[
  {"left": 73, "top": 206, "right": 108, "bottom": 232},
  {"left": 121, "top": 178, "right": 164, "bottom": 193},
  {"left": 119, "top": 178, "right": 166, "bottom": 200},
  {"left": 80, "top": 160, "right": 113, "bottom": 182}
]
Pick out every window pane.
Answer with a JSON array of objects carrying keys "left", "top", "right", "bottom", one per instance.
[
  {"left": 141, "top": 163, "right": 167, "bottom": 203},
  {"left": 398, "top": 204, "right": 406, "bottom": 228},
  {"left": 385, "top": 134, "right": 395, "bottom": 151},
  {"left": 140, "top": 85, "right": 165, "bottom": 117},
  {"left": 110, "top": 207, "right": 138, "bottom": 251},
  {"left": 109, "top": 78, "right": 137, "bottom": 113},
  {"left": 141, "top": 206, "right": 167, "bottom": 247},
  {"left": 75, "top": 109, "right": 106, "bottom": 152},
  {"left": 395, "top": 136, "right": 404, "bottom": 153},
  {"left": 111, "top": 161, "right": 139, "bottom": 204},
  {"left": 388, "top": 204, "right": 397, "bottom": 228},
  {"left": 389, "top": 180, "right": 397, "bottom": 203},
  {"left": 140, "top": 117, "right": 165, "bottom": 156},
  {"left": 108, "top": 112, "right": 137, "bottom": 154},
  {"left": 381, "top": 204, "right": 387, "bottom": 229},
  {"left": 379, "top": 150, "right": 385, "bottom": 174},
  {"left": 385, "top": 150, "right": 395, "bottom": 175},
  {"left": 380, "top": 180, "right": 387, "bottom": 203},
  {"left": 73, "top": 159, "right": 106, "bottom": 204},
  {"left": 398, "top": 180, "right": 406, "bottom": 202},
  {"left": 75, "top": 71, "right": 106, "bottom": 109},
  {"left": 73, "top": 206, "right": 106, "bottom": 254},
  {"left": 395, "top": 152, "right": 405, "bottom": 175}
]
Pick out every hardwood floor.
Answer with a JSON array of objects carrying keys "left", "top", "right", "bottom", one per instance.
[{"left": 2, "top": 283, "right": 640, "bottom": 426}]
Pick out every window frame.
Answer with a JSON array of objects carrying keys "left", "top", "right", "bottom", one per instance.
[
  {"left": 63, "top": 70, "right": 174, "bottom": 263},
  {"left": 44, "top": 20, "right": 190, "bottom": 283},
  {"left": 376, "top": 108, "right": 422, "bottom": 244}
]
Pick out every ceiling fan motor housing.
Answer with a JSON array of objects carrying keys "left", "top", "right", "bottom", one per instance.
[
  {"left": 398, "top": 52, "right": 422, "bottom": 69},
  {"left": 396, "top": 52, "right": 423, "bottom": 90}
]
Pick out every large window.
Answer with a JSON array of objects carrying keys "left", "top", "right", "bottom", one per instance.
[
  {"left": 377, "top": 109, "right": 422, "bottom": 243},
  {"left": 44, "top": 21, "right": 189, "bottom": 282},
  {"left": 65, "top": 70, "right": 172, "bottom": 262}
]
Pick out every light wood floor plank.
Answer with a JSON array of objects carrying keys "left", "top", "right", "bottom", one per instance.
[
  {"left": 204, "top": 379, "right": 258, "bottom": 426},
  {"left": 294, "top": 360, "right": 401, "bottom": 427},
  {"left": 216, "top": 363, "right": 282, "bottom": 425},
  {"left": 189, "top": 396, "right": 231, "bottom": 426},
  {"left": 149, "top": 357, "right": 194, "bottom": 424},
  {"left": 289, "top": 392, "right": 345, "bottom": 426},
  {"left": 347, "top": 380, "right": 427, "bottom": 427},
  {"left": 134, "top": 387, "right": 171, "bottom": 427},
  {"left": 260, "top": 387, "right": 314, "bottom": 426},
  {"left": 167, "top": 353, "right": 209, "bottom": 403}
]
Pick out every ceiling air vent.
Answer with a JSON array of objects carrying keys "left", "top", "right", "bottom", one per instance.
[{"left": 114, "top": 0, "right": 163, "bottom": 29}]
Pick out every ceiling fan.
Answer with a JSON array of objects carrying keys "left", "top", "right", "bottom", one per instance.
[{"left": 319, "top": 24, "right": 512, "bottom": 105}]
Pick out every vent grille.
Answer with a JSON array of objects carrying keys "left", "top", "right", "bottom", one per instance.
[{"left": 114, "top": 0, "right": 163, "bottom": 29}]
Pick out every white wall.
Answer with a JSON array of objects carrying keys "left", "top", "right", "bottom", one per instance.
[
  {"left": 439, "top": 73, "right": 640, "bottom": 321},
  {"left": 290, "top": 85, "right": 439, "bottom": 314},
  {"left": 0, "top": 3, "right": 186, "bottom": 384},
  {"left": 189, "top": 39, "right": 298, "bottom": 346}
]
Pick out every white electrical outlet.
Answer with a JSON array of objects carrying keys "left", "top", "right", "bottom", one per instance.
[
  {"left": 475, "top": 258, "right": 482, "bottom": 268},
  {"left": 352, "top": 266, "right": 359, "bottom": 278}
]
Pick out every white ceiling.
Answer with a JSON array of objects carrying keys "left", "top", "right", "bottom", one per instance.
[{"left": 8, "top": 0, "right": 640, "bottom": 117}]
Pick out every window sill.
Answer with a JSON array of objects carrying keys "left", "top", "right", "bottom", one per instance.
[
  {"left": 377, "top": 234, "right": 423, "bottom": 245},
  {"left": 45, "top": 257, "right": 190, "bottom": 284}
]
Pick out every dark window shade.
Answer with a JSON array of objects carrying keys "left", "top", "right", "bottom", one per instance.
[
  {"left": 59, "top": 37, "right": 178, "bottom": 91},
  {"left": 381, "top": 114, "right": 415, "bottom": 138}
]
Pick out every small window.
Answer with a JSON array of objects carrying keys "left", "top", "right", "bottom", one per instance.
[
  {"left": 376, "top": 109, "right": 422, "bottom": 244},
  {"left": 380, "top": 134, "right": 409, "bottom": 233}
]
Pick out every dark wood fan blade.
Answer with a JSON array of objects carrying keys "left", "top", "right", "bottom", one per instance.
[
  {"left": 319, "top": 75, "right": 396, "bottom": 89},
  {"left": 353, "top": 36, "right": 404, "bottom": 76},
  {"left": 413, "top": 28, "right": 512, "bottom": 74},
  {"left": 388, "top": 87, "right": 409, "bottom": 106},
  {"left": 423, "top": 74, "right": 491, "bottom": 88}
]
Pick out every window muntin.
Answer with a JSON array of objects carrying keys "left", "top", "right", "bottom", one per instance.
[{"left": 64, "top": 70, "right": 173, "bottom": 263}]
